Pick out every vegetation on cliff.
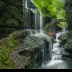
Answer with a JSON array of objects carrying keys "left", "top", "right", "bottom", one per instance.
[{"left": 0, "top": 30, "right": 27, "bottom": 69}]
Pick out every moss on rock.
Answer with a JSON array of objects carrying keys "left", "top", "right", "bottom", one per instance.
[{"left": 0, "top": 30, "right": 27, "bottom": 69}]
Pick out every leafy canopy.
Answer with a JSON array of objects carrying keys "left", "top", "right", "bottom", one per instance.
[
  {"left": 57, "top": 22, "right": 68, "bottom": 29},
  {"left": 33, "top": 0, "right": 67, "bottom": 20}
]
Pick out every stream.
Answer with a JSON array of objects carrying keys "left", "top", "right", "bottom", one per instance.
[{"left": 39, "top": 31, "right": 70, "bottom": 69}]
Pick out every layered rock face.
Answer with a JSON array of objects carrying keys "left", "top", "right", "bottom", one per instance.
[
  {"left": 0, "top": 0, "right": 23, "bottom": 39},
  {"left": 0, "top": 0, "right": 47, "bottom": 69},
  {"left": 60, "top": 0, "right": 72, "bottom": 59},
  {"left": 0, "top": 29, "right": 49, "bottom": 69},
  {"left": 65, "top": 0, "right": 72, "bottom": 30},
  {"left": 0, "top": 30, "right": 27, "bottom": 69},
  {"left": 0, "top": 0, "right": 40, "bottom": 38}
]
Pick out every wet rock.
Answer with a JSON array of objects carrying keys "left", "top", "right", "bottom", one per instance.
[
  {"left": 11, "top": 33, "right": 48, "bottom": 69},
  {"left": 38, "top": 67, "right": 44, "bottom": 69},
  {"left": 59, "top": 32, "right": 68, "bottom": 41},
  {"left": 0, "top": 30, "right": 27, "bottom": 69},
  {"left": 0, "top": 28, "right": 50, "bottom": 69},
  {"left": 9, "top": 30, "right": 27, "bottom": 39},
  {"left": 64, "top": 0, "right": 72, "bottom": 30},
  {"left": 64, "top": 38, "right": 72, "bottom": 54},
  {"left": 23, "top": 36, "right": 44, "bottom": 52},
  {"left": 59, "top": 32, "right": 68, "bottom": 47},
  {"left": 27, "top": 0, "right": 37, "bottom": 9}
]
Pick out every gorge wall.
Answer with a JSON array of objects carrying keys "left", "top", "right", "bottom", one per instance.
[
  {"left": 0, "top": 0, "right": 24, "bottom": 39},
  {"left": 61, "top": 0, "right": 72, "bottom": 59}
]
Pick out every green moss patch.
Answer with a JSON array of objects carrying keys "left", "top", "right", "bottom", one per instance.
[{"left": 0, "top": 30, "right": 26, "bottom": 69}]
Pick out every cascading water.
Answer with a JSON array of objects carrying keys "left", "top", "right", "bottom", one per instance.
[
  {"left": 23, "top": 0, "right": 25, "bottom": 28},
  {"left": 35, "top": 14, "right": 38, "bottom": 34},
  {"left": 35, "top": 14, "right": 36, "bottom": 30},
  {"left": 24, "top": 0, "right": 50, "bottom": 41},
  {"left": 23, "top": 0, "right": 28, "bottom": 29},
  {"left": 42, "top": 44, "right": 44, "bottom": 67},
  {"left": 49, "top": 41, "right": 53, "bottom": 58},
  {"left": 38, "top": 40, "right": 50, "bottom": 69},
  {"left": 29, "top": 11, "right": 31, "bottom": 29},
  {"left": 42, "top": 31, "right": 69, "bottom": 69},
  {"left": 40, "top": 13, "right": 43, "bottom": 33}
]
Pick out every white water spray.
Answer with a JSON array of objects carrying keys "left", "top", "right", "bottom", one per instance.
[
  {"left": 43, "top": 31, "right": 69, "bottom": 69},
  {"left": 40, "top": 13, "right": 43, "bottom": 32},
  {"left": 35, "top": 14, "right": 37, "bottom": 30}
]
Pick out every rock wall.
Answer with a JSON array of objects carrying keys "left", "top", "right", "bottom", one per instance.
[
  {"left": 0, "top": 0, "right": 24, "bottom": 39},
  {"left": 0, "top": 0, "right": 40, "bottom": 38},
  {"left": 61, "top": 0, "right": 72, "bottom": 59},
  {"left": 0, "top": 29, "right": 49, "bottom": 69},
  {"left": 65, "top": 0, "right": 72, "bottom": 30},
  {"left": 0, "top": 30, "right": 27, "bottom": 69}
]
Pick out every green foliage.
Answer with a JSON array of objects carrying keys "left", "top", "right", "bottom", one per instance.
[
  {"left": 33, "top": 0, "right": 68, "bottom": 19},
  {"left": 0, "top": 36, "right": 15, "bottom": 61},
  {"left": 42, "top": 30, "right": 45, "bottom": 34},
  {"left": 57, "top": 10, "right": 66, "bottom": 20},
  {"left": 57, "top": 22, "right": 68, "bottom": 29},
  {"left": 45, "top": 24, "right": 49, "bottom": 30},
  {"left": 0, "top": 34, "right": 21, "bottom": 69},
  {"left": 57, "top": 24, "right": 62, "bottom": 28}
]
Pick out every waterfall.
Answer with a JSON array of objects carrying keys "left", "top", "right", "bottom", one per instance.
[
  {"left": 52, "top": 32, "right": 63, "bottom": 60},
  {"left": 23, "top": 0, "right": 30, "bottom": 32},
  {"left": 40, "top": 40, "right": 50, "bottom": 68},
  {"left": 49, "top": 41, "right": 53, "bottom": 58},
  {"left": 25, "top": 0, "right": 28, "bottom": 9},
  {"left": 23, "top": 0, "right": 50, "bottom": 41},
  {"left": 52, "top": 31, "right": 68, "bottom": 60},
  {"left": 42, "top": 31, "right": 69, "bottom": 69},
  {"left": 23, "top": 0, "right": 69, "bottom": 69},
  {"left": 42, "top": 44, "right": 44, "bottom": 67},
  {"left": 35, "top": 14, "right": 36, "bottom": 30},
  {"left": 29, "top": 11, "right": 31, "bottom": 29},
  {"left": 40, "top": 13, "right": 43, "bottom": 33},
  {"left": 23, "top": 0, "right": 28, "bottom": 29},
  {"left": 23, "top": 0, "right": 25, "bottom": 28}
]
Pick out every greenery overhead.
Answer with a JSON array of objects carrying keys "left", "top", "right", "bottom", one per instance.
[
  {"left": 57, "top": 22, "right": 68, "bottom": 29},
  {"left": 33, "top": 0, "right": 67, "bottom": 20}
]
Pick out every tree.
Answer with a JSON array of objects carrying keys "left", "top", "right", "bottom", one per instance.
[{"left": 33, "top": 0, "right": 68, "bottom": 20}]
